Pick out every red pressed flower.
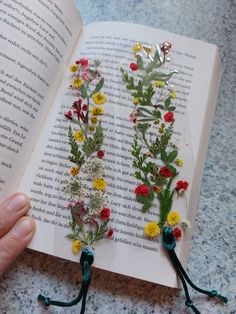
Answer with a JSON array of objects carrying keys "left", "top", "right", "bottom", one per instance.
[
  {"left": 76, "top": 58, "right": 88, "bottom": 66},
  {"left": 160, "top": 41, "right": 172, "bottom": 55},
  {"left": 64, "top": 110, "right": 73, "bottom": 120},
  {"left": 159, "top": 166, "right": 174, "bottom": 177},
  {"left": 175, "top": 180, "right": 189, "bottom": 191},
  {"left": 106, "top": 228, "right": 114, "bottom": 238},
  {"left": 130, "top": 63, "right": 139, "bottom": 71},
  {"left": 173, "top": 227, "right": 182, "bottom": 239},
  {"left": 164, "top": 112, "right": 175, "bottom": 122},
  {"left": 97, "top": 150, "right": 105, "bottom": 158},
  {"left": 135, "top": 184, "right": 151, "bottom": 197},
  {"left": 82, "top": 104, "right": 88, "bottom": 111},
  {"left": 99, "top": 207, "right": 110, "bottom": 221}
]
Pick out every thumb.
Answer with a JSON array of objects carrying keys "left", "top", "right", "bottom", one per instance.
[{"left": 0, "top": 217, "right": 35, "bottom": 276}]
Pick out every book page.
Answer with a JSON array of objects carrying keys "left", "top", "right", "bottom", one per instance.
[
  {"left": 0, "top": 0, "right": 82, "bottom": 198},
  {"left": 18, "top": 22, "right": 221, "bottom": 287}
]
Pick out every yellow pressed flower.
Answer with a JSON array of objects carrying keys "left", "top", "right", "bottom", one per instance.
[
  {"left": 88, "top": 125, "right": 95, "bottom": 132},
  {"left": 93, "top": 178, "right": 107, "bottom": 190},
  {"left": 70, "top": 167, "right": 79, "bottom": 176},
  {"left": 176, "top": 159, "right": 183, "bottom": 167},
  {"left": 133, "top": 98, "right": 139, "bottom": 105},
  {"left": 70, "top": 64, "right": 78, "bottom": 72},
  {"left": 154, "top": 119, "right": 160, "bottom": 125},
  {"left": 144, "top": 221, "right": 161, "bottom": 237},
  {"left": 143, "top": 46, "right": 152, "bottom": 54},
  {"left": 74, "top": 130, "right": 84, "bottom": 142},
  {"left": 91, "top": 107, "right": 104, "bottom": 116},
  {"left": 72, "top": 77, "right": 83, "bottom": 88},
  {"left": 93, "top": 92, "right": 106, "bottom": 105},
  {"left": 155, "top": 80, "right": 165, "bottom": 88},
  {"left": 133, "top": 43, "right": 142, "bottom": 52},
  {"left": 169, "top": 92, "right": 176, "bottom": 99},
  {"left": 72, "top": 240, "right": 82, "bottom": 254},
  {"left": 159, "top": 127, "right": 164, "bottom": 134},
  {"left": 90, "top": 116, "right": 98, "bottom": 124},
  {"left": 167, "top": 211, "right": 181, "bottom": 226}
]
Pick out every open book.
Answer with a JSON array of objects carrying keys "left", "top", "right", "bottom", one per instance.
[{"left": 0, "top": 0, "right": 221, "bottom": 288}]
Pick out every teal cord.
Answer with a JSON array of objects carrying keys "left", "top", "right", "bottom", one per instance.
[
  {"left": 38, "top": 248, "right": 94, "bottom": 313},
  {"left": 162, "top": 227, "right": 228, "bottom": 313}
]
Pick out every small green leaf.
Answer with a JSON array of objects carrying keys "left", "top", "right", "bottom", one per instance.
[
  {"left": 168, "top": 106, "right": 176, "bottom": 111},
  {"left": 136, "top": 56, "right": 144, "bottom": 70},
  {"left": 167, "top": 150, "right": 178, "bottom": 163},
  {"left": 166, "top": 164, "right": 177, "bottom": 174},
  {"left": 164, "top": 97, "right": 171, "bottom": 108},
  {"left": 161, "top": 149, "right": 168, "bottom": 162},
  {"left": 80, "top": 84, "right": 87, "bottom": 99},
  {"left": 91, "top": 78, "right": 104, "bottom": 96},
  {"left": 142, "top": 201, "right": 152, "bottom": 212}
]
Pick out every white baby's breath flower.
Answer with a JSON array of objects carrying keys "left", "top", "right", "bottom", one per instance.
[{"left": 83, "top": 157, "right": 105, "bottom": 180}]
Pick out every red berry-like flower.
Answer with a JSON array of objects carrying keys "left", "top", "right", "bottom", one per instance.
[
  {"left": 135, "top": 184, "right": 151, "bottom": 197},
  {"left": 97, "top": 150, "right": 105, "bottom": 158},
  {"left": 82, "top": 104, "right": 88, "bottom": 111},
  {"left": 106, "top": 228, "right": 114, "bottom": 238},
  {"left": 130, "top": 63, "right": 139, "bottom": 71},
  {"left": 76, "top": 58, "right": 88, "bottom": 66},
  {"left": 173, "top": 227, "right": 182, "bottom": 239},
  {"left": 175, "top": 180, "right": 189, "bottom": 191},
  {"left": 99, "top": 207, "right": 110, "bottom": 221},
  {"left": 164, "top": 112, "right": 175, "bottom": 122},
  {"left": 159, "top": 166, "right": 174, "bottom": 177},
  {"left": 64, "top": 110, "right": 73, "bottom": 120}
]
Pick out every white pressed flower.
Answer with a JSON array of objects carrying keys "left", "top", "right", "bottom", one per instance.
[
  {"left": 83, "top": 157, "right": 105, "bottom": 180},
  {"left": 181, "top": 219, "right": 191, "bottom": 230},
  {"left": 88, "top": 190, "right": 107, "bottom": 214}
]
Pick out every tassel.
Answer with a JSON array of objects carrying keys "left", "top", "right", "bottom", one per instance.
[
  {"left": 162, "top": 227, "right": 227, "bottom": 313},
  {"left": 38, "top": 248, "right": 94, "bottom": 313}
]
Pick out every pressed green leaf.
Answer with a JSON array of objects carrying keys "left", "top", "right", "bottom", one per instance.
[
  {"left": 142, "top": 201, "right": 152, "bottom": 212},
  {"left": 164, "top": 97, "right": 171, "bottom": 108},
  {"left": 91, "top": 78, "right": 104, "bottom": 96},
  {"left": 136, "top": 194, "right": 149, "bottom": 203},
  {"left": 161, "top": 149, "right": 168, "bottom": 162},
  {"left": 167, "top": 150, "right": 178, "bottom": 163},
  {"left": 168, "top": 106, "right": 176, "bottom": 111},
  {"left": 80, "top": 84, "right": 87, "bottom": 99},
  {"left": 166, "top": 164, "right": 177, "bottom": 174},
  {"left": 136, "top": 56, "right": 144, "bottom": 70}
]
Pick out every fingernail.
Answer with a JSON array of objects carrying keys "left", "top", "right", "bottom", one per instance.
[
  {"left": 4, "top": 193, "right": 28, "bottom": 213},
  {"left": 14, "top": 219, "right": 34, "bottom": 237}
]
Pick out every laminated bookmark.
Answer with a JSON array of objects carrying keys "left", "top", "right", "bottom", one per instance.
[
  {"left": 121, "top": 42, "right": 227, "bottom": 313},
  {"left": 38, "top": 58, "right": 113, "bottom": 313}
]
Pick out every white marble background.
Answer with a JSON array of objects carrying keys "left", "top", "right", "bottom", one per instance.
[{"left": 0, "top": 0, "right": 235, "bottom": 313}]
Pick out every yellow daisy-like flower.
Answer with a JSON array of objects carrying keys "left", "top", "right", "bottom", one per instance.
[
  {"left": 72, "top": 240, "right": 82, "bottom": 254},
  {"left": 154, "top": 119, "right": 160, "bottom": 125},
  {"left": 70, "top": 167, "right": 79, "bottom": 176},
  {"left": 93, "top": 178, "right": 107, "bottom": 190},
  {"left": 93, "top": 92, "right": 106, "bottom": 105},
  {"left": 74, "top": 130, "right": 84, "bottom": 142},
  {"left": 90, "top": 116, "right": 98, "bottom": 124},
  {"left": 88, "top": 125, "right": 95, "bottom": 132},
  {"left": 133, "top": 43, "right": 142, "bottom": 52},
  {"left": 176, "top": 159, "right": 183, "bottom": 167},
  {"left": 133, "top": 98, "right": 139, "bottom": 105},
  {"left": 144, "top": 221, "right": 161, "bottom": 238},
  {"left": 167, "top": 211, "right": 181, "bottom": 226},
  {"left": 70, "top": 64, "right": 78, "bottom": 73},
  {"left": 155, "top": 80, "right": 165, "bottom": 88},
  {"left": 91, "top": 107, "right": 104, "bottom": 116},
  {"left": 169, "top": 92, "right": 176, "bottom": 99},
  {"left": 72, "top": 77, "right": 83, "bottom": 88}
]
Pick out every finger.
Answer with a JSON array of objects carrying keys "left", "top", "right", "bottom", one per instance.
[
  {"left": 0, "top": 193, "right": 30, "bottom": 238},
  {"left": 0, "top": 217, "right": 35, "bottom": 276}
]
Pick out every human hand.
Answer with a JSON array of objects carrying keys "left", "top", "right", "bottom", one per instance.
[{"left": 0, "top": 193, "right": 35, "bottom": 276}]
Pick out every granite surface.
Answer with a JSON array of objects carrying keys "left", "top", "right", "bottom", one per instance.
[{"left": 0, "top": 0, "right": 236, "bottom": 313}]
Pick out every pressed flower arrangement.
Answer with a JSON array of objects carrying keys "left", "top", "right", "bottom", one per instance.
[
  {"left": 121, "top": 42, "right": 190, "bottom": 240},
  {"left": 64, "top": 58, "right": 113, "bottom": 251},
  {"left": 38, "top": 59, "right": 113, "bottom": 313},
  {"left": 121, "top": 42, "right": 227, "bottom": 313}
]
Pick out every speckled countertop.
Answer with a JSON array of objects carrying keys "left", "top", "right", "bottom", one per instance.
[{"left": 1, "top": 1, "right": 235, "bottom": 313}]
